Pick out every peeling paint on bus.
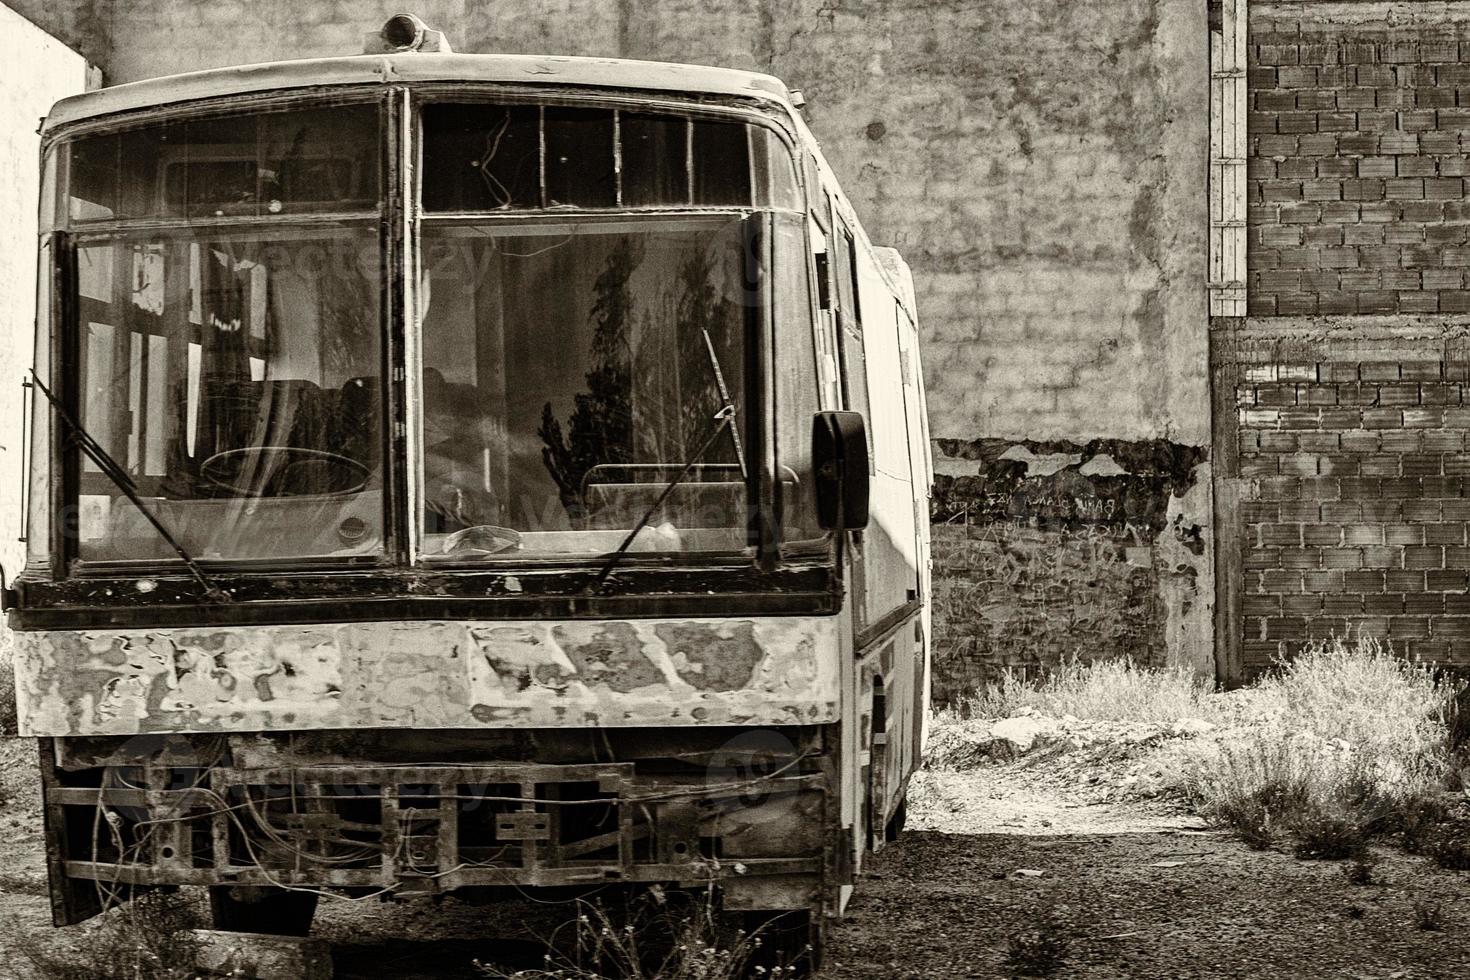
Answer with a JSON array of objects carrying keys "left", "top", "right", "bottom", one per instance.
[{"left": 12, "top": 616, "right": 840, "bottom": 737}]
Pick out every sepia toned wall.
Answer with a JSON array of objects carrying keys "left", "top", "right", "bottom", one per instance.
[
  {"left": 1, "top": 0, "right": 1213, "bottom": 697},
  {"left": 1220, "top": 1, "right": 1470, "bottom": 678}
]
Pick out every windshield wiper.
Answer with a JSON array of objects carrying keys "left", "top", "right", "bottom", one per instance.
[
  {"left": 31, "top": 370, "right": 230, "bottom": 603},
  {"left": 587, "top": 329, "right": 745, "bottom": 594},
  {"left": 586, "top": 404, "right": 738, "bottom": 594},
  {"left": 700, "top": 328, "right": 746, "bottom": 479}
]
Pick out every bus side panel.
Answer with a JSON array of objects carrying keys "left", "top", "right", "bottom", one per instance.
[
  {"left": 854, "top": 249, "right": 919, "bottom": 630},
  {"left": 895, "top": 301, "right": 933, "bottom": 758}
]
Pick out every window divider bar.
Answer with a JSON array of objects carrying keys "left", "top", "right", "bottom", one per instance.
[
  {"left": 612, "top": 109, "right": 623, "bottom": 207},
  {"left": 685, "top": 119, "right": 694, "bottom": 207}
]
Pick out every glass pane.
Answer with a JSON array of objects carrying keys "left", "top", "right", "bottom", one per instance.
[
  {"left": 68, "top": 132, "right": 120, "bottom": 222},
  {"left": 621, "top": 113, "right": 688, "bottom": 206},
  {"left": 39, "top": 147, "right": 60, "bottom": 232},
  {"left": 423, "top": 103, "right": 778, "bottom": 211},
  {"left": 66, "top": 103, "right": 379, "bottom": 222},
  {"left": 422, "top": 103, "right": 541, "bottom": 210},
  {"left": 752, "top": 127, "right": 802, "bottom": 211},
  {"left": 834, "top": 228, "right": 859, "bottom": 322},
  {"left": 691, "top": 119, "right": 751, "bottom": 206},
  {"left": 420, "top": 217, "right": 755, "bottom": 559},
  {"left": 73, "top": 230, "right": 382, "bottom": 561},
  {"left": 772, "top": 216, "right": 822, "bottom": 543},
  {"left": 544, "top": 107, "right": 615, "bottom": 207}
]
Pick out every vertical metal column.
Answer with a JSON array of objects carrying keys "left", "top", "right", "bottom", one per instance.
[{"left": 1210, "top": 0, "right": 1248, "bottom": 317}]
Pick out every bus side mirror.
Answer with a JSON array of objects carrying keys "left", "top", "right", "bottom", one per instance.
[{"left": 813, "top": 411, "right": 870, "bottom": 531}]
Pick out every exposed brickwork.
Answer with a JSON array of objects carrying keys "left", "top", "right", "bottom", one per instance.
[
  {"left": 1249, "top": 24, "right": 1470, "bottom": 316},
  {"left": 1236, "top": 358, "right": 1470, "bottom": 670},
  {"left": 930, "top": 437, "right": 1210, "bottom": 700}
]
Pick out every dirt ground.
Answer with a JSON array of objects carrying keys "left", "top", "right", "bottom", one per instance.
[
  {"left": 3, "top": 750, "right": 1470, "bottom": 978},
  {"left": 825, "top": 768, "right": 1470, "bottom": 979}
]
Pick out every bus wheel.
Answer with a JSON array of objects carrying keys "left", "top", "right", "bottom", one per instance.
[
  {"left": 208, "top": 885, "right": 318, "bottom": 936},
  {"left": 741, "top": 908, "right": 824, "bottom": 978}
]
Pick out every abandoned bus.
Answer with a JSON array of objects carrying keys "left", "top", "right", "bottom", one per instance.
[{"left": 5, "top": 14, "right": 932, "bottom": 965}]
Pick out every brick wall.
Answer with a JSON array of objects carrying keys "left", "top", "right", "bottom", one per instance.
[
  {"left": 1226, "top": 6, "right": 1470, "bottom": 678},
  {"left": 1249, "top": 22, "right": 1470, "bottom": 316},
  {"left": 1234, "top": 356, "right": 1470, "bottom": 670}
]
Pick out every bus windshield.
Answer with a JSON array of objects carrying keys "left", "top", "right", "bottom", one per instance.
[
  {"left": 48, "top": 94, "right": 817, "bottom": 567},
  {"left": 420, "top": 215, "right": 760, "bottom": 559}
]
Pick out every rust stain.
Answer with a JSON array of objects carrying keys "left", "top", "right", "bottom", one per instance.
[
  {"left": 12, "top": 616, "right": 841, "bottom": 737},
  {"left": 656, "top": 622, "right": 762, "bottom": 691},
  {"left": 552, "top": 622, "right": 668, "bottom": 693}
]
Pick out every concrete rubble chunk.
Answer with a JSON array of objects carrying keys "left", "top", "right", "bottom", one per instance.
[
  {"left": 1171, "top": 717, "right": 1217, "bottom": 736},
  {"left": 989, "top": 715, "right": 1060, "bottom": 755},
  {"left": 1079, "top": 453, "right": 1129, "bottom": 477}
]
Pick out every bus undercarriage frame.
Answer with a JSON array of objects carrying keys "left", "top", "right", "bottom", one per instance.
[{"left": 39, "top": 728, "right": 840, "bottom": 924}]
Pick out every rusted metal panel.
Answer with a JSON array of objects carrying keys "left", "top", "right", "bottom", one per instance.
[{"left": 13, "top": 615, "right": 840, "bottom": 737}]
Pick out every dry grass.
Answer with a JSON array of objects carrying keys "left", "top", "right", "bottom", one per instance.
[
  {"left": 952, "top": 657, "right": 1218, "bottom": 726},
  {"left": 6, "top": 891, "right": 205, "bottom": 980},
  {"left": 475, "top": 891, "right": 798, "bottom": 980},
  {"left": 946, "top": 637, "right": 1463, "bottom": 856},
  {"left": 1183, "top": 638, "right": 1457, "bottom": 850}
]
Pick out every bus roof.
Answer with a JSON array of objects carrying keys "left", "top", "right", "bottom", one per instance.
[{"left": 42, "top": 53, "right": 797, "bottom": 133}]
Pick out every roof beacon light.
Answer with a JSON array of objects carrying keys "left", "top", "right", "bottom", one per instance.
[{"left": 363, "top": 13, "right": 453, "bottom": 54}]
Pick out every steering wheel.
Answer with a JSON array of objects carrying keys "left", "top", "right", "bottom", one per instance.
[{"left": 200, "top": 446, "right": 371, "bottom": 497}]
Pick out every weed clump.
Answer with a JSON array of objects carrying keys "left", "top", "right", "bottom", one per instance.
[
  {"left": 1415, "top": 901, "right": 1444, "bottom": 932},
  {"left": 10, "top": 891, "right": 203, "bottom": 979},
  {"left": 1396, "top": 796, "right": 1448, "bottom": 854},
  {"left": 1003, "top": 920, "right": 1069, "bottom": 977},
  {"left": 476, "top": 890, "right": 792, "bottom": 980},
  {"left": 1292, "top": 812, "right": 1368, "bottom": 861},
  {"left": 1343, "top": 854, "right": 1377, "bottom": 886},
  {"left": 1184, "top": 637, "right": 1457, "bottom": 858},
  {"left": 961, "top": 657, "right": 1214, "bottom": 726},
  {"left": 1424, "top": 822, "right": 1470, "bottom": 871}
]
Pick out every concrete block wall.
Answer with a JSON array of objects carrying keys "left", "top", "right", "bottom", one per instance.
[{"left": 4, "top": 0, "right": 1212, "bottom": 700}]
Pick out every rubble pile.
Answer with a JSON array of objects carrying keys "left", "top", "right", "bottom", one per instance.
[{"left": 926, "top": 705, "right": 1222, "bottom": 799}]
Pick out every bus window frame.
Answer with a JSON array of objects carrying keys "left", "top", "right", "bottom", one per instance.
[
  {"left": 407, "top": 91, "right": 808, "bottom": 570},
  {"left": 45, "top": 90, "right": 401, "bottom": 578},
  {"left": 34, "top": 85, "right": 821, "bottom": 583}
]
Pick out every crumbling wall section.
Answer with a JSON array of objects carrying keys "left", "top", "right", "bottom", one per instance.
[{"left": 932, "top": 438, "right": 1212, "bottom": 700}]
